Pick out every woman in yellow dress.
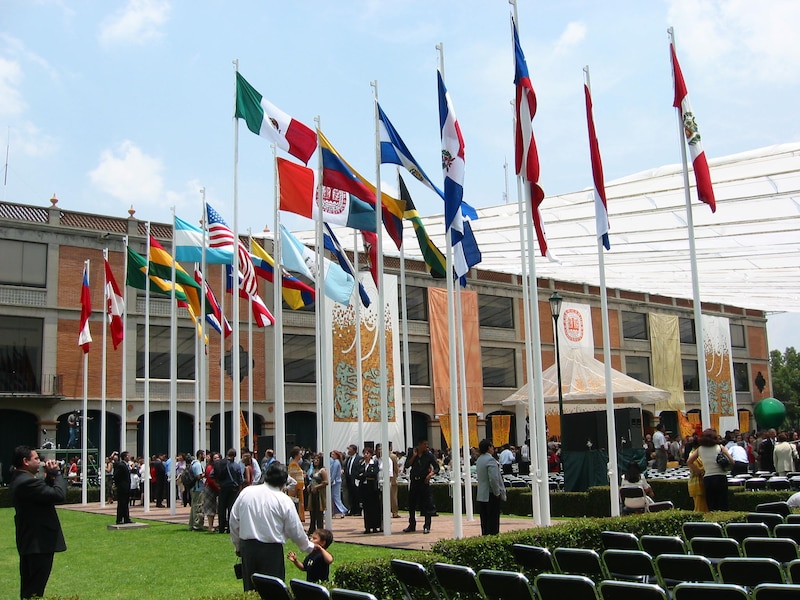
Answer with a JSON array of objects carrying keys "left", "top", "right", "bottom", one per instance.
[
  {"left": 688, "top": 455, "right": 709, "bottom": 513},
  {"left": 287, "top": 447, "right": 306, "bottom": 522}
]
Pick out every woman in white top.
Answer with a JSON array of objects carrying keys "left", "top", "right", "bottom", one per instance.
[
  {"left": 687, "top": 429, "right": 734, "bottom": 511},
  {"left": 620, "top": 462, "right": 654, "bottom": 510}
]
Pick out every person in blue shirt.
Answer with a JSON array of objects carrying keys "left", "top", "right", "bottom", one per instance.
[{"left": 288, "top": 528, "right": 334, "bottom": 583}]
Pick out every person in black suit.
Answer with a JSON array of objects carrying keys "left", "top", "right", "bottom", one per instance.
[
  {"left": 113, "top": 451, "right": 132, "bottom": 524},
  {"left": 343, "top": 444, "right": 362, "bottom": 517},
  {"left": 10, "top": 445, "right": 67, "bottom": 600},
  {"left": 152, "top": 454, "right": 166, "bottom": 507}
]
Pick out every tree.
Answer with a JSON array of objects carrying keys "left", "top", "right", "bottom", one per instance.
[{"left": 770, "top": 347, "right": 800, "bottom": 430}]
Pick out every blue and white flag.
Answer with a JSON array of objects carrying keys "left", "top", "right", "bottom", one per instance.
[
  {"left": 323, "top": 224, "right": 371, "bottom": 307},
  {"left": 438, "top": 70, "right": 480, "bottom": 278},
  {"left": 279, "top": 224, "right": 355, "bottom": 306},
  {"left": 174, "top": 216, "right": 234, "bottom": 264}
]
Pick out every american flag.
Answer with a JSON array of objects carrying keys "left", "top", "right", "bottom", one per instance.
[{"left": 205, "top": 203, "right": 258, "bottom": 296}]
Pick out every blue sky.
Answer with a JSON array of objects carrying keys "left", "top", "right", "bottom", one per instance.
[{"left": 3, "top": 0, "right": 800, "bottom": 351}]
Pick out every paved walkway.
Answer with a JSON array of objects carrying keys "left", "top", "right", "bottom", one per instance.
[{"left": 61, "top": 501, "right": 543, "bottom": 550}]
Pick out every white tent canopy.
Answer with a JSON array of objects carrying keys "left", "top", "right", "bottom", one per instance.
[
  {"left": 312, "top": 143, "right": 800, "bottom": 313},
  {"left": 501, "top": 348, "right": 670, "bottom": 407}
]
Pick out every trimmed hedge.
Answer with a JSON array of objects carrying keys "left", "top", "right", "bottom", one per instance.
[{"left": 333, "top": 551, "right": 447, "bottom": 599}]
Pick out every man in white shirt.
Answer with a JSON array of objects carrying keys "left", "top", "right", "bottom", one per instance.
[
  {"left": 653, "top": 424, "right": 668, "bottom": 472},
  {"left": 498, "top": 445, "right": 515, "bottom": 475},
  {"left": 729, "top": 442, "right": 749, "bottom": 476},
  {"left": 229, "top": 463, "right": 315, "bottom": 592}
]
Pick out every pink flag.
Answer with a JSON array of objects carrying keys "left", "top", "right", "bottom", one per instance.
[
  {"left": 584, "top": 83, "right": 610, "bottom": 250},
  {"left": 670, "top": 42, "right": 716, "bottom": 213},
  {"left": 78, "top": 261, "right": 92, "bottom": 353},
  {"left": 104, "top": 256, "right": 124, "bottom": 349},
  {"left": 513, "top": 17, "right": 551, "bottom": 258}
]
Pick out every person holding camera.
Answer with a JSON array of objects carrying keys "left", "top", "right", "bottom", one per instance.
[{"left": 10, "top": 446, "right": 67, "bottom": 599}]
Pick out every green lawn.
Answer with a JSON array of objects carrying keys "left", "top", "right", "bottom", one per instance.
[{"left": 0, "top": 508, "right": 417, "bottom": 600}]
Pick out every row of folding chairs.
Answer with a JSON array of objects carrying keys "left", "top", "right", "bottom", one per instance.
[
  {"left": 682, "top": 517, "right": 800, "bottom": 539},
  {"left": 250, "top": 575, "right": 377, "bottom": 600},
  {"left": 391, "top": 558, "right": 800, "bottom": 600}
]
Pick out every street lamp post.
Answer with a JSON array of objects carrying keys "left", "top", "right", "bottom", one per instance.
[{"left": 549, "top": 292, "right": 564, "bottom": 445}]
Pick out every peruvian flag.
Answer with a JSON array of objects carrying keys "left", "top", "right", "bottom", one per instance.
[
  {"left": 78, "top": 261, "right": 92, "bottom": 353},
  {"left": 104, "top": 254, "right": 125, "bottom": 349},
  {"left": 670, "top": 41, "right": 716, "bottom": 213},
  {"left": 513, "top": 16, "right": 552, "bottom": 259},
  {"left": 584, "top": 83, "right": 610, "bottom": 250}
]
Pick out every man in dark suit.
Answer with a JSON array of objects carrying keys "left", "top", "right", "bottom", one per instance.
[
  {"left": 152, "top": 454, "right": 166, "bottom": 507},
  {"left": 10, "top": 445, "right": 67, "bottom": 599},
  {"left": 343, "top": 444, "right": 362, "bottom": 516},
  {"left": 113, "top": 451, "right": 132, "bottom": 524}
]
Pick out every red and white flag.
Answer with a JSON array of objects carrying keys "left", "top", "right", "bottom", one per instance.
[
  {"left": 670, "top": 41, "right": 716, "bottom": 213},
  {"left": 78, "top": 261, "right": 92, "bottom": 353},
  {"left": 104, "top": 254, "right": 124, "bottom": 350},
  {"left": 584, "top": 83, "right": 610, "bottom": 250}
]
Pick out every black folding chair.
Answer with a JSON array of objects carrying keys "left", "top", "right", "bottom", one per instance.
[
  {"left": 252, "top": 574, "right": 293, "bottom": 600},
  {"left": 655, "top": 553, "right": 716, "bottom": 590},
  {"left": 757, "top": 501, "right": 791, "bottom": 517},
  {"left": 753, "top": 583, "right": 800, "bottom": 600},
  {"left": 682, "top": 521, "right": 724, "bottom": 540},
  {"left": 620, "top": 487, "right": 648, "bottom": 514},
  {"left": 787, "top": 558, "right": 800, "bottom": 583},
  {"left": 477, "top": 569, "right": 536, "bottom": 600},
  {"left": 786, "top": 514, "right": 800, "bottom": 525},
  {"left": 717, "top": 557, "right": 785, "bottom": 588},
  {"left": 553, "top": 547, "right": 608, "bottom": 580},
  {"left": 647, "top": 501, "right": 675, "bottom": 512},
  {"left": 535, "top": 574, "right": 600, "bottom": 600},
  {"left": 601, "top": 531, "right": 640, "bottom": 551},
  {"left": 601, "top": 549, "right": 657, "bottom": 584},
  {"left": 774, "top": 523, "right": 800, "bottom": 545},
  {"left": 673, "top": 582, "right": 749, "bottom": 600},
  {"left": 742, "top": 536, "right": 799, "bottom": 564},
  {"left": 724, "top": 521, "right": 770, "bottom": 543},
  {"left": 390, "top": 559, "right": 442, "bottom": 600},
  {"left": 291, "top": 579, "right": 332, "bottom": 600},
  {"left": 330, "top": 590, "right": 378, "bottom": 600},
  {"left": 511, "top": 544, "right": 557, "bottom": 577},
  {"left": 432, "top": 563, "right": 484, "bottom": 600},
  {"left": 641, "top": 535, "right": 687, "bottom": 556},
  {"left": 747, "top": 512, "right": 785, "bottom": 533},
  {"left": 599, "top": 580, "right": 668, "bottom": 600},
  {"left": 688, "top": 536, "right": 741, "bottom": 562}
]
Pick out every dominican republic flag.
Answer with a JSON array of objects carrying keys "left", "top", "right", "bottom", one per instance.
[
  {"left": 670, "top": 41, "right": 716, "bottom": 212},
  {"left": 277, "top": 157, "right": 376, "bottom": 233},
  {"left": 174, "top": 215, "right": 234, "bottom": 264},
  {"left": 584, "top": 83, "right": 610, "bottom": 250},
  {"left": 438, "top": 70, "right": 478, "bottom": 279},
  {"left": 205, "top": 203, "right": 258, "bottom": 297},
  {"left": 103, "top": 254, "right": 125, "bottom": 349},
  {"left": 235, "top": 72, "right": 317, "bottom": 164},
  {"left": 78, "top": 261, "right": 92, "bottom": 353},
  {"left": 513, "top": 16, "right": 551, "bottom": 259}
]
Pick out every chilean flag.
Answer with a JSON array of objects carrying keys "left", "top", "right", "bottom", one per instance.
[
  {"left": 584, "top": 83, "right": 610, "bottom": 250},
  {"left": 513, "top": 17, "right": 551, "bottom": 259},
  {"left": 670, "top": 41, "right": 716, "bottom": 213},
  {"left": 78, "top": 261, "right": 92, "bottom": 353}
]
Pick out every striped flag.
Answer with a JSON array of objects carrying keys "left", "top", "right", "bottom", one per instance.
[
  {"left": 513, "top": 17, "right": 551, "bottom": 259},
  {"left": 206, "top": 203, "right": 258, "bottom": 296},
  {"left": 670, "top": 41, "right": 716, "bottom": 212},
  {"left": 78, "top": 261, "right": 92, "bottom": 353},
  {"left": 103, "top": 253, "right": 125, "bottom": 349},
  {"left": 584, "top": 83, "right": 610, "bottom": 250},
  {"left": 399, "top": 174, "right": 447, "bottom": 279},
  {"left": 174, "top": 215, "right": 233, "bottom": 264},
  {"left": 224, "top": 265, "right": 275, "bottom": 327},
  {"left": 323, "top": 224, "right": 371, "bottom": 307},
  {"left": 194, "top": 268, "right": 231, "bottom": 337}
]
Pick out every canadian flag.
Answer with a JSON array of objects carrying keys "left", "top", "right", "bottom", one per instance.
[
  {"left": 104, "top": 254, "right": 124, "bottom": 350},
  {"left": 670, "top": 41, "right": 716, "bottom": 213}
]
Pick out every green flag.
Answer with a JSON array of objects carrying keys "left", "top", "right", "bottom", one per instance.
[
  {"left": 126, "top": 247, "right": 188, "bottom": 303},
  {"left": 399, "top": 174, "right": 447, "bottom": 279}
]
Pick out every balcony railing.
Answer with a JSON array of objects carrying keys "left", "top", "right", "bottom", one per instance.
[{"left": 0, "top": 372, "right": 63, "bottom": 396}]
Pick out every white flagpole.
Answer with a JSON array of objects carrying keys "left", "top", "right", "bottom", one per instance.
[
  {"left": 143, "top": 225, "right": 152, "bottom": 512},
  {"left": 436, "top": 45, "right": 464, "bottom": 538},
  {"left": 669, "top": 27, "right": 710, "bottom": 429},
  {"left": 232, "top": 59, "right": 241, "bottom": 458},
  {"left": 584, "top": 65, "right": 620, "bottom": 516},
  {"left": 194, "top": 305, "right": 200, "bottom": 453},
  {"left": 81, "top": 259, "right": 90, "bottom": 505},
  {"left": 455, "top": 285, "right": 473, "bottom": 521},
  {"left": 272, "top": 144, "right": 287, "bottom": 464},
  {"left": 169, "top": 207, "right": 178, "bottom": 515},
  {"left": 247, "top": 231, "right": 254, "bottom": 453},
  {"left": 511, "top": 1, "right": 550, "bottom": 526},
  {"left": 371, "top": 80, "right": 392, "bottom": 536},
  {"left": 200, "top": 188, "right": 209, "bottom": 453},
  {"left": 101, "top": 249, "right": 109, "bottom": 508},
  {"left": 353, "top": 230, "right": 365, "bottom": 449},
  {"left": 397, "top": 170, "right": 414, "bottom": 454},
  {"left": 121, "top": 236, "right": 129, "bottom": 455}
]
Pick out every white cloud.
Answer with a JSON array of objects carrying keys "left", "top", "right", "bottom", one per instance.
[
  {"left": 553, "top": 22, "right": 587, "bottom": 55},
  {"left": 98, "top": 0, "right": 171, "bottom": 46},
  {"left": 11, "top": 122, "right": 58, "bottom": 158},
  {"left": 0, "top": 57, "right": 25, "bottom": 118},
  {"left": 89, "top": 141, "right": 166, "bottom": 206},
  {"left": 667, "top": 0, "right": 800, "bottom": 82}
]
